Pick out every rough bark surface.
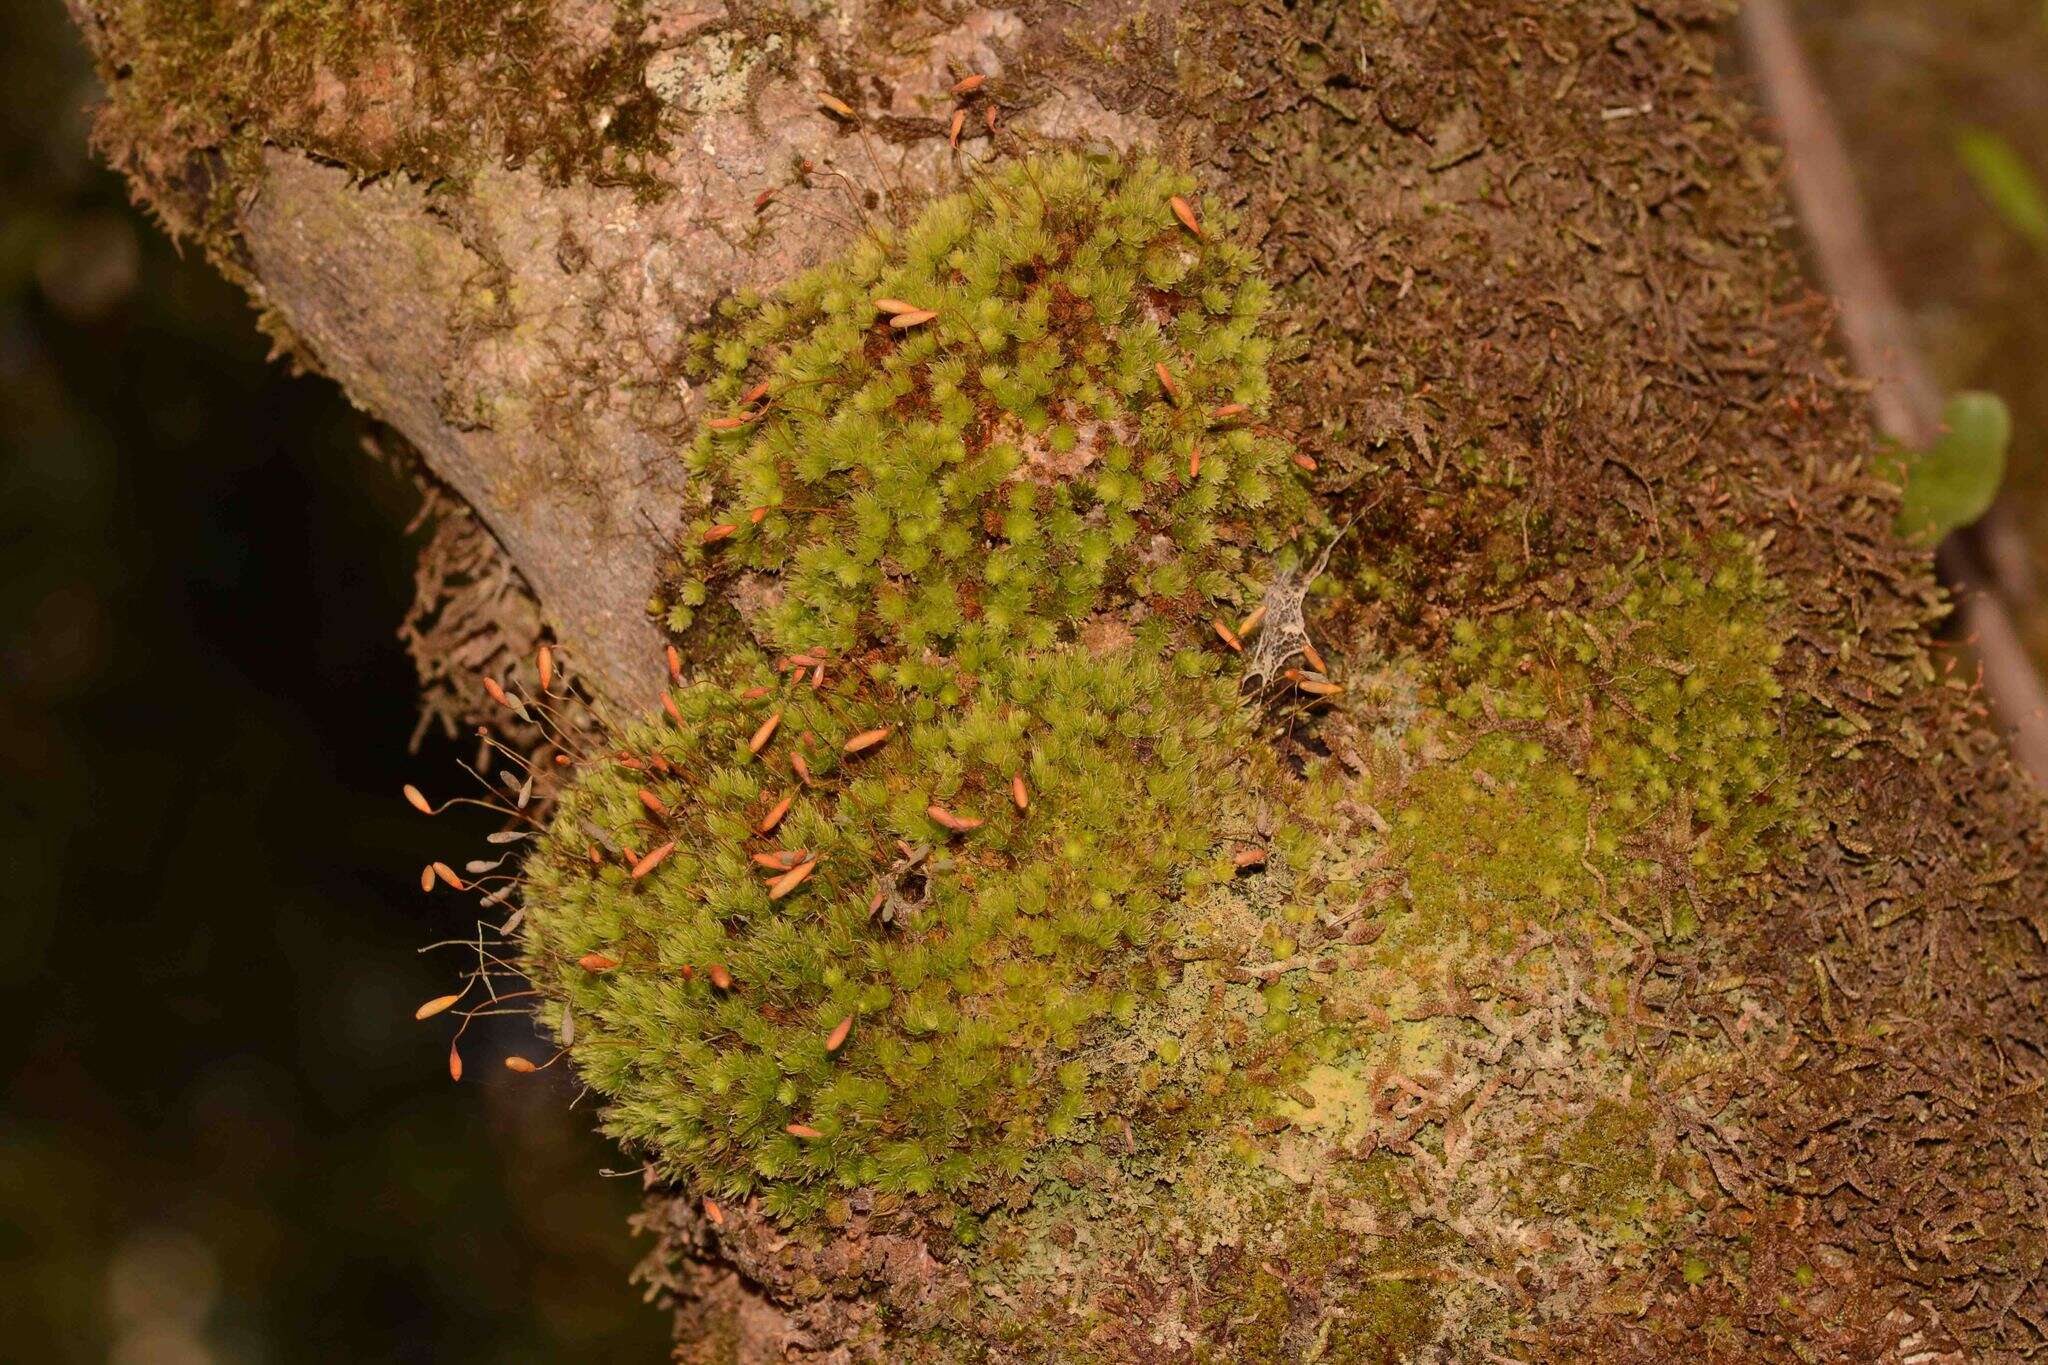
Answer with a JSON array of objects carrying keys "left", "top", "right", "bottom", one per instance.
[{"left": 72, "top": 0, "right": 2048, "bottom": 1360}]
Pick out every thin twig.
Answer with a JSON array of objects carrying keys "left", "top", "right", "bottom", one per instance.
[{"left": 1740, "top": 0, "right": 2048, "bottom": 783}]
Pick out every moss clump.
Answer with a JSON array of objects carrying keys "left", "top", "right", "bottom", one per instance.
[
  {"left": 526, "top": 642, "right": 1251, "bottom": 1222},
  {"left": 661, "top": 151, "right": 1314, "bottom": 651},
  {"left": 1543, "top": 1097, "right": 1660, "bottom": 1223},
  {"left": 1379, "top": 534, "right": 1804, "bottom": 952},
  {"left": 523, "top": 154, "right": 1316, "bottom": 1225},
  {"left": 96, "top": 0, "right": 667, "bottom": 203},
  {"left": 522, "top": 155, "right": 1806, "bottom": 1360},
  {"left": 1202, "top": 1260, "right": 1292, "bottom": 1357},
  {"left": 1324, "top": 1278, "right": 1442, "bottom": 1365}
]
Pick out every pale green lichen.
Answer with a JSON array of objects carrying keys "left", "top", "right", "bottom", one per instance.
[{"left": 645, "top": 31, "right": 781, "bottom": 116}]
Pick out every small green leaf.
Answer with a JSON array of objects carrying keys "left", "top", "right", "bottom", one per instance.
[
  {"left": 1883, "top": 390, "right": 2011, "bottom": 543},
  {"left": 1956, "top": 127, "right": 2048, "bottom": 247}
]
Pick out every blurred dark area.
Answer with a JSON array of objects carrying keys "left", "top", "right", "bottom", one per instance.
[
  {"left": 1792, "top": 0, "right": 2048, "bottom": 659},
  {"left": 1, "top": 6, "right": 666, "bottom": 1361}
]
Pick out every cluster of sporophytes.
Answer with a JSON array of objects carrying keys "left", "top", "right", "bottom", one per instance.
[
  {"left": 519, "top": 153, "right": 1322, "bottom": 1224},
  {"left": 513, "top": 148, "right": 1810, "bottom": 1353},
  {"left": 659, "top": 150, "right": 1313, "bottom": 653}
]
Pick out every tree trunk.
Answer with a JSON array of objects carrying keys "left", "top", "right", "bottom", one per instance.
[{"left": 70, "top": 0, "right": 2048, "bottom": 1360}]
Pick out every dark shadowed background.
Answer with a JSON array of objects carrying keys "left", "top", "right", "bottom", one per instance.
[{"left": 1, "top": 5, "right": 668, "bottom": 1360}]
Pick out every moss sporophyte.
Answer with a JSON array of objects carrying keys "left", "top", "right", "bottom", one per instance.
[
  {"left": 512, "top": 153, "right": 1808, "bottom": 1352},
  {"left": 520, "top": 152, "right": 1317, "bottom": 1217}
]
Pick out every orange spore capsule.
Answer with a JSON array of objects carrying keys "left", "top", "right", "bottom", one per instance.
[
  {"left": 631, "top": 841, "right": 676, "bottom": 879},
  {"left": 767, "top": 859, "right": 818, "bottom": 900},
  {"left": 843, "top": 727, "right": 893, "bottom": 754},
  {"left": 927, "top": 804, "right": 984, "bottom": 833}
]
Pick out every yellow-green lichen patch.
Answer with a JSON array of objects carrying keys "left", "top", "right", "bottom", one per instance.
[
  {"left": 521, "top": 154, "right": 1321, "bottom": 1231},
  {"left": 645, "top": 30, "right": 782, "bottom": 117}
]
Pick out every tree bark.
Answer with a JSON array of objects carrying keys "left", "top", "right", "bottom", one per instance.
[{"left": 71, "top": 0, "right": 2048, "bottom": 1359}]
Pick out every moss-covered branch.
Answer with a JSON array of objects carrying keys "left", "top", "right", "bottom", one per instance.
[{"left": 70, "top": 0, "right": 2048, "bottom": 1358}]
